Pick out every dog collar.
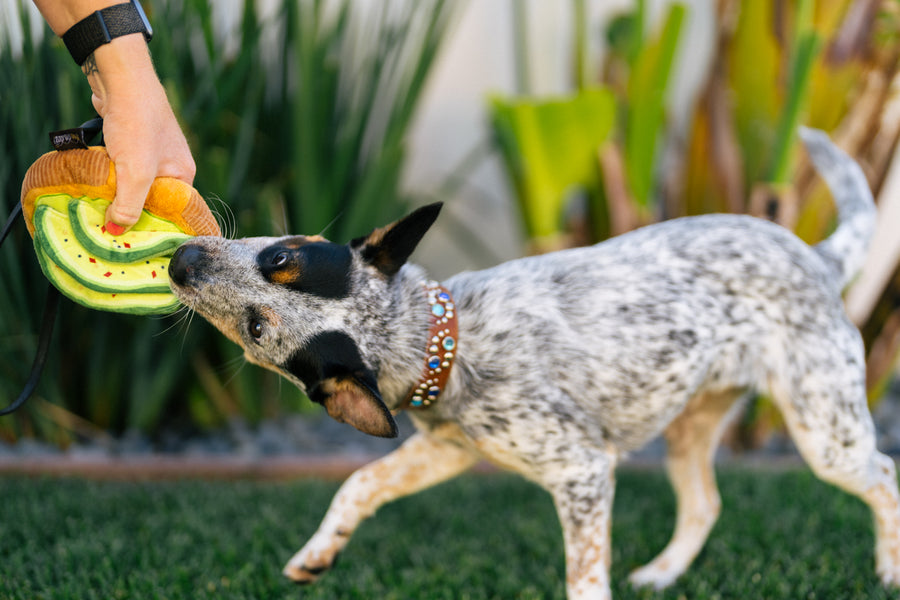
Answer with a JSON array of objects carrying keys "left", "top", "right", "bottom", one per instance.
[{"left": 402, "top": 281, "right": 458, "bottom": 409}]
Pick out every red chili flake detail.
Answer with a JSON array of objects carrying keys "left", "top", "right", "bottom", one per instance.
[
  {"left": 112, "top": 294, "right": 117, "bottom": 298},
  {"left": 101, "top": 225, "right": 107, "bottom": 234},
  {"left": 152, "top": 271, "right": 157, "bottom": 278},
  {"left": 124, "top": 242, "right": 131, "bottom": 248},
  {"left": 89, "top": 257, "right": 96, "bottom": 263},
  {"left": 104, "top": 271, "right": 112, "bottom": 277}
]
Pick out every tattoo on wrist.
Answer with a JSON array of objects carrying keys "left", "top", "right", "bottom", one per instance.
[{"left": 81, "top": 54, "right": 99, "bottom": 77}]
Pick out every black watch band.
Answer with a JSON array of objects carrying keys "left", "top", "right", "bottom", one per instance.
[{"left": 62, "top": 1, "right": 153, "bottom": 67}]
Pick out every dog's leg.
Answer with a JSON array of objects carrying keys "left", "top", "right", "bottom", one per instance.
[
  {"left": 538, "top": 445, "right": 618, "bottom": 600},
  {"left": 283, "top": 428, "right": 479, "bottom": 584},
  {"left": 771, "top": 331, "right": 900, "bottom": 587},
  {"left": 629, "top": 389, "right": 744, "bottom": 589}
]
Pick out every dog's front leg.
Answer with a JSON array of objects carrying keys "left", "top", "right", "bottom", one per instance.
[
  {"left": 540, "top": 445, "right": 618, "bottom": 600},
  {"left": 283, "top": 428, "right": 480, "bottom": 584}
]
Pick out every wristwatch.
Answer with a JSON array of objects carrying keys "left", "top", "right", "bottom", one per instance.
[{"left": 62, "top": 0, "right": 153, "bottom": 67}]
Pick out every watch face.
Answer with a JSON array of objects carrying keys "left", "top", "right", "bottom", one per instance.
[{"left": 132, "top": 0, "right": 153, "bottom": 41}]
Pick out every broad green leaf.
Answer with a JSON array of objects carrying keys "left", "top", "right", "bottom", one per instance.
[{"left": 490, "top": 88, "right": 616, "bottom": 240}]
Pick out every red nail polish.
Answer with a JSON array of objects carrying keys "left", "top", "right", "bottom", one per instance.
[{"left": 105, "top": 221, "right": 126, "bottom": 236}]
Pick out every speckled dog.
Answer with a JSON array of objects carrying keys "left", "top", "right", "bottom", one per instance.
[{"left": 168, "top": 128, "right": 900, "bottom": 599}]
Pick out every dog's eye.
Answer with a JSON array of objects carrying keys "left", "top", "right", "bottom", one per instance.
[
  {"left": 249, "top": 320, "right": 264, "bottom": 340},
  {"left": 272, "top": 251, "right": 288, "bottom": 267}
]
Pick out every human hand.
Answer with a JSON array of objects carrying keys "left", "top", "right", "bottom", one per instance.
[{"left": 85, "top": 35, "right": 196, "bottom": 234}]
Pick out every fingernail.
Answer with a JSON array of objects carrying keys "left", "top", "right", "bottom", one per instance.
[{"left": 105, "top": 221, "right": 126, "bottom": 236}]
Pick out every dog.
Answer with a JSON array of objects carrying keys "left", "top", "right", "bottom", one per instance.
[{"left": 167, "top": 127, "right": 900, "bottom": 599}]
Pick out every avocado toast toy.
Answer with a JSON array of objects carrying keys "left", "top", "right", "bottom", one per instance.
[{"left": 20, "top": 146, "right": 221, "bottom": 314}]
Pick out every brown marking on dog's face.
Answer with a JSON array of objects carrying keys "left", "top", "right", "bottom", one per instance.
[
  {"left": 269, "top": 266, "right": 303, "bottom": 286},
  {"left": 207, "top": 313, "right": 244, "bottom": 348},
  {"left": 258, "top": 305, "right": 282, "bottom": 327},
  {"left": 280, "top": 235, "right": 329, "bottom": 248}
]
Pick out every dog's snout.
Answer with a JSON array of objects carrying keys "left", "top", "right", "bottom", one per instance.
[{"left": 169, "top": 243, "right": 205, "bottom": 287}]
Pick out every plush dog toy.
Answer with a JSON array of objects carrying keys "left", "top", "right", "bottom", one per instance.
[{"left": 20, "top": 146, "right": 221, "bottom": 314}]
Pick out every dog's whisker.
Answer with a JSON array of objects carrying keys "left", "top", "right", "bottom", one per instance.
[
  {"left": 205, "top": 194, "right": 237, "bottom": 239},
  {"left": 220, "top": 356, "right": 249, "bottom": 389},
  {"left": 170, "top": 304, "right": 199, "bottom": 356},
  {"left": 217, "top": 195, "right": 235, "bottom": 239},
  {"left": 317, "top": 210, "right": 344, "bottom": 239},
  {"left": 153, "top": 304, "right": 193, "bottom": 338}
]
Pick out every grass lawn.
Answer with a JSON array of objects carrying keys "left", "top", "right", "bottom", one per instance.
[{"left": 0, "top": 466, "right": 893, "bottom": 599}]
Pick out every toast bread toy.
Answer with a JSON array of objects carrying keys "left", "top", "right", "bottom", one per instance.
[{"left": 20, "top": 146, "right": 221, "bottom": 315}]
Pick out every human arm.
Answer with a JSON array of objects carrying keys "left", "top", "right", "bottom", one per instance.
[{"left": 32, "top": 1, "right": 196, "bottom": 233}]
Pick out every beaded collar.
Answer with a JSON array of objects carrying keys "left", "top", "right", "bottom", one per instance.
[{"left": 402, "top": 281, "right": 458, "bottom": 409}]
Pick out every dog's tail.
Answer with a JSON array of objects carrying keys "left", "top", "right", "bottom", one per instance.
[{"left": 800, "top": 126, "right": 876, "bottom": 289}]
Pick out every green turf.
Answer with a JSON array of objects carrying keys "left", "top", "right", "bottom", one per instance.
[{"left": 0, "top": 467, "right": 893, "bottom": 599}]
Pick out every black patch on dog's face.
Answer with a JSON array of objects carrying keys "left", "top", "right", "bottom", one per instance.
[
  {"left": 282, "top": 330, "right": 397, "bottom": 438},
  {"left": 257, "top": 240, "right": 352, "bottom": 298},
  {"left": 283, "top": 330, "right": 371, "bottom": 400}
]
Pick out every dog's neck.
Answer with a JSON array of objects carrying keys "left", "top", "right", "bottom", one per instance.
[{"left": 376, "top": 265, "right": 459, "bottom": 410}]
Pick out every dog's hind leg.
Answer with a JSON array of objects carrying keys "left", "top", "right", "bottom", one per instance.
[
  {"left": 283, "top": 426, "right": 480, "bottom": 585},
  {"left": 629, "top": 388, "right": 745, "bottom": 590},
  {"left": 771, "top": 328, "right": 900, "bottom": 587}
]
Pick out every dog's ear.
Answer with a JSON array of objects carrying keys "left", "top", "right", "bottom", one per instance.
[
  {"left": 351, "top": 203, "right": 442, "bottom": 276},
  {"left": 315, "top": 374, "right": 398, "bottom": 438},
  {"left": 283, "top": 331, "right": 398, "bottom": 438}
]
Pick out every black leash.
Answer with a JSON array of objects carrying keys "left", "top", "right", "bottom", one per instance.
[
  {"left": 0, "top": 286, "right": 59, "bottom": 416},
  {"left": 0, "top": 202, "right": 22, "bottom": 247},
  {"left": 0, "top": 117, "right": 103, "bottom": 416},
  {"left": 0, "top": 203, "right": 60, "bottom": 416}
]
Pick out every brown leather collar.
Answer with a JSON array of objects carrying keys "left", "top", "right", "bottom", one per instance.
[{"left": 402, "top": 281, "right": 458, "bottom": 409}]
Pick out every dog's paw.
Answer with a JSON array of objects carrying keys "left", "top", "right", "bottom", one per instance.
[
  {"left": 628, "top": 562, "right": 680, "bottom": 591},
  {"left": 877, "top": 564, "right": 900, "bottom": 588},
  {"left": 282, "top": 545, "right": 340, "bottom": 585},
  {"left": 283, "top": 555, "right": 337, "bottom": 585}
]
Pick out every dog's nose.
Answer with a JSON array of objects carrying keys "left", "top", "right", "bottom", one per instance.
[{"left": 169, "top": 243, "right": 204, "bottom": 287}]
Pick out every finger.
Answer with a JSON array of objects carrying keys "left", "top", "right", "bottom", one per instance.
[
  {"left": 155, "top": 129, "right": 197, "bottom": 185},
  {"left": 90, "top": 92, "right": 105, "bottom": 115},
  {"left": 106, "top": 161, "right": 153, "bottom": 234},
  {"left": 158, "top": 151, "right": 197, "bottom": 186}
]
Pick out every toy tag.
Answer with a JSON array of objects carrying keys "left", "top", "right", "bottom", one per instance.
[{"left": 49, "top": 117, "right": 103, "bottom": 151}]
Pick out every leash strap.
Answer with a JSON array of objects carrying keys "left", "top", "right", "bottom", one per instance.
[
  {"left": 0, "top": 203, "right": 61, "bottom": 416},
  {"left": 0, "top": 285, "right": 59, "bottom": 416},
  {"left": 0, "top": 202, "right": 22, "bottom": 247},
  {"left": 0, "top": 117, "right": 103, "bottom": 416}
]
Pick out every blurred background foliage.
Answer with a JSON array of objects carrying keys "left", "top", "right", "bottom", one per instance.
[
  {"left": 0, "top": 0, "right": 454, "bottom": 444},
  {"left": 490, "top": 0, "right": 900, "bottom": 447},
  {"left": 3, "top": 0, "right": 900, "bottom": 450}
]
